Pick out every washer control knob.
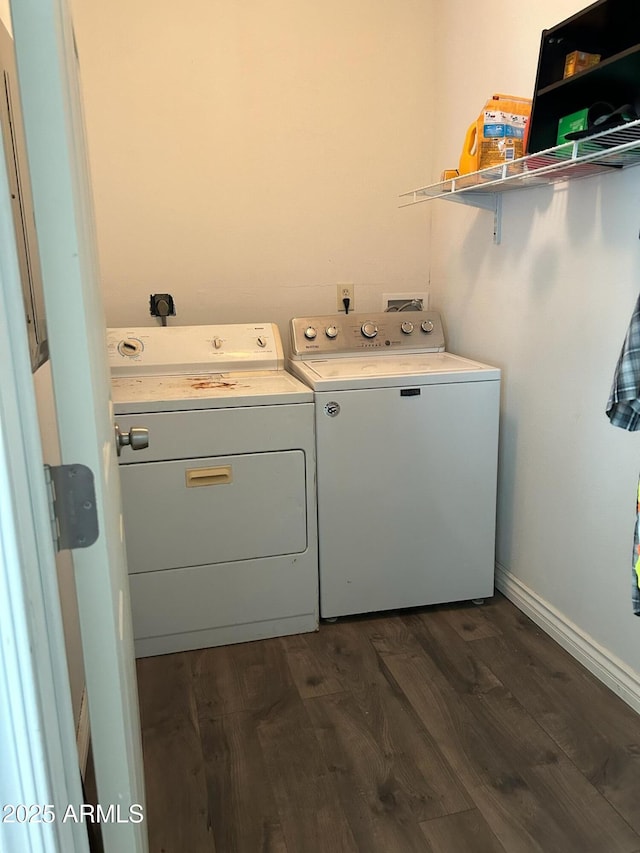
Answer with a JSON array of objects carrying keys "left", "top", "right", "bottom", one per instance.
[
  {"left": 421, "top": 319, "right": 435, "bottom": 333},
  {"left": 325, "top": 325, "right": 338, "bottom": 339},
  {"left": 212, "top": 337, "right": 223, "bottom": 349},
  {"left": 304, "top": 326, "right": 317, "bottom": 340},
  {"left": 361, "top": 321, "right": 378, "bottom": 339},
  {"left": 401, "top": 321, "right": 414, "bottom": 334},
  {"left": 256, "top": 336, "right": 267, "bottom": 348}
]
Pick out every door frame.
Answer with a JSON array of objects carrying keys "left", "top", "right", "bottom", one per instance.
[{"left": 0, "top": 117, "right": 88, "bottom": 852}]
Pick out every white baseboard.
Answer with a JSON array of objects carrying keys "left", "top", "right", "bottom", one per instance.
[
  {"left": 76, "top": 688, "right": 90, "bottom": 779},
  {"left": 495, "top": 563, "right": 640, "bottom": 716}
]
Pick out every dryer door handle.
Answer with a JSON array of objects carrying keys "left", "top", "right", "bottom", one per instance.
[
  {"left": 114, "top": 423, "right": 149, "bottom": 456},
  {"left": 185, "top": 465, "right": 233, "bottom": 487}
]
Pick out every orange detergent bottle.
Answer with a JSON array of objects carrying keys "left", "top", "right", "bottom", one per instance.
[{"left": 459, "top": 94, "right": 532, "bottom": 174}]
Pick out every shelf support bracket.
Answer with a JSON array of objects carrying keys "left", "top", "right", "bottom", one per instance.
[
  {"left": 446, "top": 191, "right": 502, "bottom": 244},
  {"left": 493, "top": 194, "right": 502, "bottom": 244}
]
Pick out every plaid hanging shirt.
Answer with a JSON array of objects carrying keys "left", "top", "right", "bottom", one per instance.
[{"left": 606, "top": 292, "right": 640, "bottom": 616}]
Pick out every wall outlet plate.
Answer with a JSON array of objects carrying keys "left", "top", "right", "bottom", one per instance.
[{"left": 337, "top": 283, "right": 354, "bottom": 312}]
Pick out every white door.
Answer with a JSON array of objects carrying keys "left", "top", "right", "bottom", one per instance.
[
  {"left": 0, "top": 131, "right": 91, "bottom": 852},
  {"left": 7, "top": 0, "right": 147, "bottom": 851}
]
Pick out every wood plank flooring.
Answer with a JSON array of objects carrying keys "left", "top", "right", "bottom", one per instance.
[{"left": 136, "top": 593, "right": 640, "bottom": 852}]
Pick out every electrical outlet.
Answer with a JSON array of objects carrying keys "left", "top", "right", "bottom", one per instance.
[
  {"left": 337, "top": 283, "right": 354, "bottom": 313},
  {"left": 149, "top": 293, "right": 175, "bottom": 317}
]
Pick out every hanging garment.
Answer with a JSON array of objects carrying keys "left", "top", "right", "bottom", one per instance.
[
  {"left": 633, "top": 478, "right": 640, "bottom": 617},
  {"left": 606, "top": 291, "right": 640, "bottom": 615}
]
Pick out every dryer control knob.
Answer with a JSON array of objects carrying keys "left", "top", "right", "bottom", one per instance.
[
  {"left": 212, "top": 337, "right": 223, "bottom": 349},
  {"left": 304, "top": 326, "right": 317, "bottom": 340},
  {"left": 361, "top": 322, "right": 378, "bottom": 339},
  {"left": 117, "top": 337, "right": 143, "bottom": 358},
  {"left": 401, "top": 321, "right": 414, "bottom": 334},
  {"left": 421, "top": 319, "right": 434, "bottom": 333},
  {"left": 325, "top": 325, "right": 338, "bottom": 339},
  {"left": 257, "top": 336, "right": 267, "bottom": 348}
]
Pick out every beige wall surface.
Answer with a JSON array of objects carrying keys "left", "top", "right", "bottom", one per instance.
[
  {"left": 70, "top": 0, "right": 435, "bottom": 335},
  {"left": 0, "top": 2, "right": 9, "bottom": 34}
]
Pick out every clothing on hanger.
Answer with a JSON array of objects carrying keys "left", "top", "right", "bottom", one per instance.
[{"left": 606, "top": 291, "right": 640, "bottom": 615}]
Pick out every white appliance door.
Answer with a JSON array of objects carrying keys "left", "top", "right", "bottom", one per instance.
[
  {"left": 119, "top": 451, "right": 308, "bottom": 572},
  {"left": 10, "top": 2, "right": 146, "bottom": 851},
  {"left": 314, "top": 380, "right": 500, "bottom": 618}
]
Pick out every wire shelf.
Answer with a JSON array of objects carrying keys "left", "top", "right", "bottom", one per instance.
[{"left": 399, "top": 118, "right": 640, "bottom": 207}]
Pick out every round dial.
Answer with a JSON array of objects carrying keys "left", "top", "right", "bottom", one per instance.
[
  {"left": 325, "top": 325, "right": 338, "bottom": 339},
  {"left": 361, "top": 321, "right": 378, "bottom": 339},
  {"left": 212, "top": 337, "right": 223, "bottom": 349},
  {"left": 421, "top": 319, "right": 434, "bottom": 333},
  {"left": 117, "top": 337, "right": 143, "bottom": 358},
  {"left": 304, "top": 326, "right": 317, "bottom": 340},
  {"left": 257, "top": 336, "right": 267, "bottom": 348},
  {"left": 401, "top": 320, "right": 414, "bottom": 334}
]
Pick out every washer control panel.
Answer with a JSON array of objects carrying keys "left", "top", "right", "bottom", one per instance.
[{"left": 290, "top": 312, "right": 445, "bottom": 357}]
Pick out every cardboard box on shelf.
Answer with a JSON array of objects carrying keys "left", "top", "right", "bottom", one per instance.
[{"left": 563, "top": 50, "right": 601, "bottom": 78}]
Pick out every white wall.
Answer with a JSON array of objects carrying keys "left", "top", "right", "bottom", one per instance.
[
  {"left": 70, "top": 0, "right": 435, "bottom": 335},
  {"left": 428, "top": 0, "right": 640, "bottom": 702}
]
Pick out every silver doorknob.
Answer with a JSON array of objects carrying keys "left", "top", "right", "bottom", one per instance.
[{"left": 114, "top": 424, "right": 149, "bottom": 457}]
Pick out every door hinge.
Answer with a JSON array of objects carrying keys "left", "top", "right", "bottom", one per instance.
[{"left": 44, "top": 464, "right": 99, "bottom": 552}]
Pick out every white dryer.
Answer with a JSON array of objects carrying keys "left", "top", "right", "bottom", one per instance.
[
  {"left": 107, "top": 323, "right": 318, "bottom": 656},
  {"left": 288, "top": 311, "right": 500, "bottom": 620}
]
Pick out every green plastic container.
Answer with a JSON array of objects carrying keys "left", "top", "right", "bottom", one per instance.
[{"left": 556, "top": 108, "right": 589, "bottom": 145}]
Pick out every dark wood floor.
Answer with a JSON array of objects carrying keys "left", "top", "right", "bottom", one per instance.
[{"left": 136, "top": 592, "right": 640, "bottom": 852}]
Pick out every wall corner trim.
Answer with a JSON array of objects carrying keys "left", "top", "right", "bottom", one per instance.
[{"left": 495, "top": 563, "right": 640, "bottom": 716}]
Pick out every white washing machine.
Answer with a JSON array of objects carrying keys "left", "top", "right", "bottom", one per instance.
[
  {"left": 288, "top": 311, "right": 500, "bottom": 620},
  {"left": 107, "top": 323, "right": 318, "bottom": 657}
]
